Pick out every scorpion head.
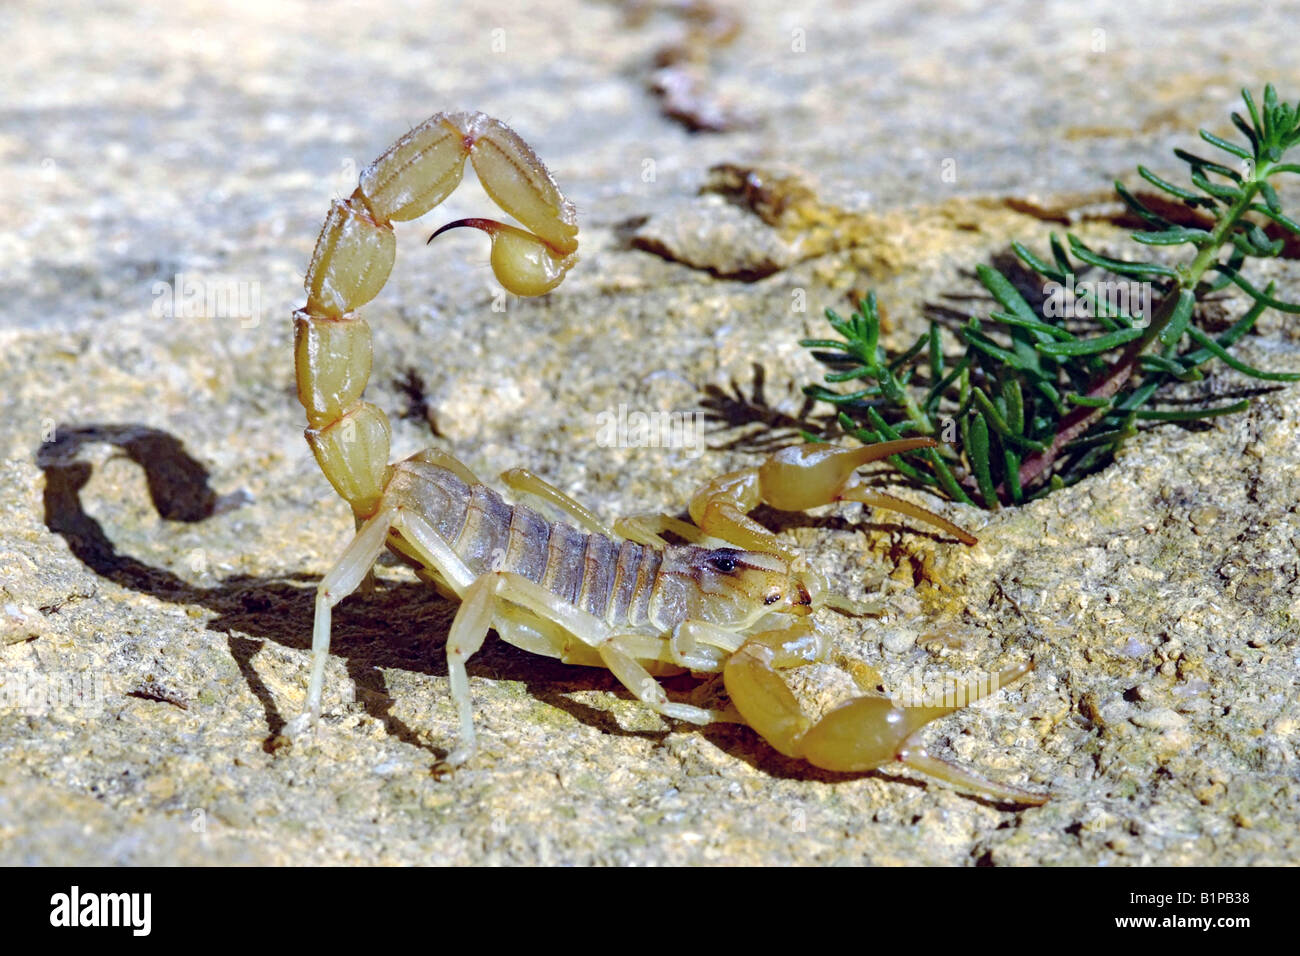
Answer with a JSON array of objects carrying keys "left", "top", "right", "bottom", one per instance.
[{"left": 683, "top": 546, "right": 814, "bottom": 627}]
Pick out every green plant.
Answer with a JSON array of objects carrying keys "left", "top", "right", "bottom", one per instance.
[{"left": 801, "top": 85, "right": 1300, "bottom": 508}]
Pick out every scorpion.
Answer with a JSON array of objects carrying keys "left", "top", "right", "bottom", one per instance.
[{"left": 284, "top": 110, "right": 1047, "bottom": 805}]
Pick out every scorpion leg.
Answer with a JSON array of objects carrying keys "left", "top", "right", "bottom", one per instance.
[
  {"left": 283, "top": 501, "right": 499, "bottom": 767},
  {"left": 406, "top": 447, "right": 482, "bottom": 486},
  {"left": 500, "top": 467, "right": 615, "bottom": 536},
  {"left": 613, "top": 512, "right": 716, "bottom": 549},
  {"left": 283, "top": 510, "right": 395, "bottom": 738},
  {"left": 384, "top": 507, "right": 484, "bottom": 766},
  {"left": 498, "top": 470, "right": 737, "bottom": 569},
  {"left": 688, "top": 438, "right": 978, "bottom": 555},
  {"left": 438, "top": 573, "right": 498, "bottom": 768},
  {"left": 724, "top": 638, "right": 1046, "bottom": 804}
]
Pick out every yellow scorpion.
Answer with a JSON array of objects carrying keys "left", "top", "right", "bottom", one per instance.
[{"left": 286, "top": 110, "right": 1047, "bottom": 805}]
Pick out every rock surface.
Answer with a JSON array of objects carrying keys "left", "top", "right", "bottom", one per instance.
[{"left": 2, "top": 0, "right": 1298, "bottom": 865}]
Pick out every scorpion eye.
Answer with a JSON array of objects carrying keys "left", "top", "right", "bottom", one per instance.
[
  {"left": 707, "top": 550, "right": 739, "bottom": 574},
  {"left": 763, "top": 590, "right": 782, "bottom": 605}
]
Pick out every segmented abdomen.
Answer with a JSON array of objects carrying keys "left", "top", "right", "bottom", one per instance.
[{"left": 387, "top": 458, "right": 663, "bottom": 627}]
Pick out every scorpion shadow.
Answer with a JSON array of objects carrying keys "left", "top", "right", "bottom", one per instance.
[{"left": 38, "top": 424, "right": 1003, "bottom": 799}]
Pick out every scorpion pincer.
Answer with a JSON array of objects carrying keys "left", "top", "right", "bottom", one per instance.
[{"left": 284, "top": 110, "right": 1047, "bottom": 805}]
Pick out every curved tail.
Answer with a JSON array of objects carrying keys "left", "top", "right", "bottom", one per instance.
[{"left": 292, "top": 111, "right": 579, "bottom": 518}]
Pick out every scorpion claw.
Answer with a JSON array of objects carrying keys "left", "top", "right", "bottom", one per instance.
[
  {"left": 687, "top": 438, "right": 977, "bottom": 560},
  {"left": 727, "top": 647, "right": 1047, "bottom": 804},
  {"left": 894, "top": 746, "right": 1048, "bottom": 807}
]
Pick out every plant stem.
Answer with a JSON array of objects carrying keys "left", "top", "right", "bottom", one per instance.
[
  {"left": 892, "top": 380, "right": 934, "bottom": 436},
  {"left": 1012, "top": 163, "right": 1269, "bottom": 493}
]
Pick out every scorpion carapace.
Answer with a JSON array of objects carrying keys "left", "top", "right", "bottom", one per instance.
[{"left": 286, "top": 110, "right": 1047, "bottom": 806}]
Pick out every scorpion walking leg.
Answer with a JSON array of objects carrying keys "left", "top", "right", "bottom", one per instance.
[
  {"left": 496, "top": 471, "right": 736, "bottom": 572},
  {"left": 724, "top": 637, "right": 1046, "bottom": 804},
  {"left": 385, "top": 508, "right": 481, "bottom": 764},
  {"left": 499, "top": 467, "right": 615, "bottom": 536},
  {"left": 439, "top": 574, "right": 497, "bottom": 767},
  {"left": 284, "top": 511, "right": 394, "bottom": 737},
  {"left": 613, "top": 513, "right": 715, "bottom": 549},
  {"left": 407, "top": 447, "right": 481, "bottom": 487}
]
